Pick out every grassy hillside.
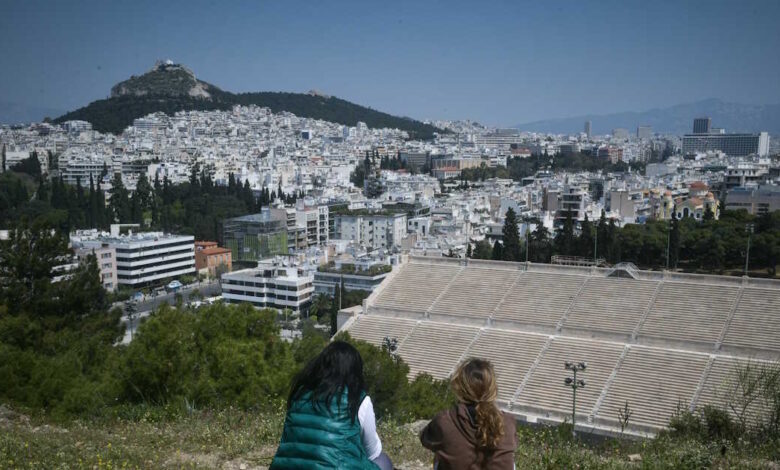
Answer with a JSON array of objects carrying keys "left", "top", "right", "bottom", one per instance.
[{"left": 2, "top": 404, "right": 777, "bottom": 469}]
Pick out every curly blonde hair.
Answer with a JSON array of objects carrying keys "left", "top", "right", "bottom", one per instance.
[{"left": 451, "top": 358, "right": 504, "bottom": 449}]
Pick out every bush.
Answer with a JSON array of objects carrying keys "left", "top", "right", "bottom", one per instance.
[{"left": 117, "top": 303, "right": 296, "bottom": 409}]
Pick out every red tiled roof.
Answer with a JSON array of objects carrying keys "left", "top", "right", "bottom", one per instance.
[{"left": 201, "top": 247, "right": 231, "bottom": 256}]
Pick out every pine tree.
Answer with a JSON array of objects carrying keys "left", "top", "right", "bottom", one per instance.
[
  {"left": 531, "top": 223, "right": 551, "bottom": 263},
  {"left": 243, "top": 180, "right": 254, "bottom": 211},
  {"left": 1, "top": 144, "right": 6, "bottom": 172},
  {"left": 466, "top": 243, "right": 472, "bottom": 258},
  {"left": 502, "top": 208, "right": 522, "bottom": 261},
  {"left": 134, "top": 174, "right": 152, "bottom": 222},
  {"left": 492, "top": 240, "right": 504, "bottom": 260},
  {"left": 109, "top": 173, "right": 131, "bottom": 223},
  {"left": 37, "top": 179, "right": 49, "bottom": 202},
  {"left": 578, "top": 214, "right": 594, "bottom": 258},
  {"left": 554, "top": 210, "right": 575, "bottom": 256}
]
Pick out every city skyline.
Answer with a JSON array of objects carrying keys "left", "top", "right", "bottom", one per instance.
[{"left": 2, "top": 0, "right": 780, "bottom": 126}]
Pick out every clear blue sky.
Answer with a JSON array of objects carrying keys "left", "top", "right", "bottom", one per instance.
[{"left": 1, "top": 0, "right": 779, "bottom": 126}]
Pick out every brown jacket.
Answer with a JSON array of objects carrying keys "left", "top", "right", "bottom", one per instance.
[{"left": 420, "top": 403, "right": 516, "bottom": 470}]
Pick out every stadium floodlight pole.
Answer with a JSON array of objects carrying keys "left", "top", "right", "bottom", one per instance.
[
  {"left": 744, "top": 224, "right": 754, "bottom": 276},
  {"left": 666, "top": 220, "right": 671, "bottom": 270},
  {"left": 564, "top": 361, "right": 587, "bottom": 438},
  {"left": 525, "top": 227, "right": 530, "bottom": 264}
]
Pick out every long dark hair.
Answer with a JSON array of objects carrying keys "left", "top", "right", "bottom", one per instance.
[{"left": 288, "top": 341, "right": 366, "bottom": 422}]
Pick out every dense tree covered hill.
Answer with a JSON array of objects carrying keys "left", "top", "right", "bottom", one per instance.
[
  {"left": 54, "top": 95, "right": 231, "bottom": 135},
  {"left": 232, "top": 91, "right": 441, "bottom": 139},
  {"left": 54, "top": 62, "right": 443, "bottom": 139}
]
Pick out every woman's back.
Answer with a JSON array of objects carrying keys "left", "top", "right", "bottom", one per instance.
[
  {"left": 420, "top": 403, "right": 516, "bottom": 470},
  {"left": 270, "top": 341, "right": 388, "bottom": 470},
  {"left": 271, "top": 390, "right": 376, "bottom": 470},
  {"left": 420, "top": 358, "right": 517, "bottom": 470}
]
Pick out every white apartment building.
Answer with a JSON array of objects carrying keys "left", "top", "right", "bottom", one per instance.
[
  {"left": 71, "top": 225, "right": 195, "bottom": 287},
  {"left": 294, "top": 204, "right": 329, "bottom": 247},
  {"left": 221, "top": 260, "right": 314, "bottom": 313},
  {"left": 333, "top": 211, "right": 407, "bottom": 249},
  {"left": 75, "top": 245, "right": 118, "bottom": 292}
]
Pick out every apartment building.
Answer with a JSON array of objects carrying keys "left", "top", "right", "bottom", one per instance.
[
  {"left": 332, "top": 210, "right": 407, "bottom": 249},
  {"left": 725, "top": 185, "right": 780, "bottom": 215},
  {"left": 71, "top": 225, "right": 195, "bottom": 288},
  {"left": 313, "top": 263, "right": 392, "bottom": 295},
  {"left": 194, "top": 241, "right": 232, "bottom": 277},
  {"left": 221, "top": 260, "right": 314, "bottom": 313},
  {"left": 74, "top": 244, "right": 118, "bottom": 292}
]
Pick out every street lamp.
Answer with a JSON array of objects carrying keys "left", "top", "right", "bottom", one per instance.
[
  {"left": 382, "top": 336, "right": 399, "bottom": 358},
  {"left": 564, "top": 361, "right": 587, "bottom": 438},
  {"left": 744, "top": 224, "right": 754, "bottom": 276}
]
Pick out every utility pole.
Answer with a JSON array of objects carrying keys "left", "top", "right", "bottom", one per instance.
[
  {"left": 564, "top": 361, "right": 587, "bottom": 438},
  {"left": 744, "top": 223, "right": 754, "bottom": 276}
]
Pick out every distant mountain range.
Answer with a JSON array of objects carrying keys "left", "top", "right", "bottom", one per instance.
[
  {"left": 0, "top": 100, "right": 65, "bottom": 125},
  {"left": 516, "top": 98, "right": 780, "bottom": 135},
  {"left": 52, "top": 61, "right": 442, "bottom": 139}
]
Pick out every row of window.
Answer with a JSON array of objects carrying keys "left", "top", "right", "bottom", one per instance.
[
  {"left": 116, "top": 257, "right": 194, "bottom": 274},
  {"left": 116, "top": 247, "right": 194, "bottom": 263},
  {"left": 114, "top": 240, "right": 193, "bottom": 254},
  {"left": 117, "top": 264, "right": 194, "bottom": 280},
  {"left": 223, "top": 289, "right": 311, "bottom": 302},
  {"left": 223, "top": 279, "right": 313, "bottom": 291}
]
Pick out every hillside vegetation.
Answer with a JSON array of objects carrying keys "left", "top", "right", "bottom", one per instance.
[
  {"left": 53, "top": 63, "right": 442, "bottom": 139},
  {"left": 1, "top": 218, "right": 778, "bottom": 468}
]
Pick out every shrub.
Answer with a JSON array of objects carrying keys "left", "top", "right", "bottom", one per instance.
[{"left": 116, "top": 303, "right": 296, "bottom": 409}]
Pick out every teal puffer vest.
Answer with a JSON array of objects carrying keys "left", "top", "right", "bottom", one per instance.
[{"left": 270, "top": 391, "right": 378, "bottom": 470}]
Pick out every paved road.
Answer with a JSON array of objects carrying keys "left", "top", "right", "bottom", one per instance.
[
  {"left": 114, "top": 282, "right": 222, "bottom": 313},
  {"left": 117, "top": 281, "right": 222, "bottom": 344}
]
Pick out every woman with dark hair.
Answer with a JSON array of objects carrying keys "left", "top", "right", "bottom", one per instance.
[
  {"left": 270, "top": 341, "right": 393, "bottom": 470},
  {"left": 420, "top": 358, "right": 516, "bottom": 469}
]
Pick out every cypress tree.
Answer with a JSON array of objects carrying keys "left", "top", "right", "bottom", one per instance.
[
  {"left": 502, "top": 207, "right": 522, "bottom": 261},
  {"left": 492, "top": 240, "right": 504, "bottom": 260}
]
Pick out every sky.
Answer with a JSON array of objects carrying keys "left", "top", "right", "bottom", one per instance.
[{"left": 1, "top": 0, "right": 779, "bottom": 126}]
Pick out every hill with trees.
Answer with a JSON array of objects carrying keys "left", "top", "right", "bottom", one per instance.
[{"left": 53, "top": 62, "right": 443, "bottom": 139}]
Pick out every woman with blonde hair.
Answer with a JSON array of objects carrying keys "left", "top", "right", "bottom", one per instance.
[{"left": 420, "top": 358, "right": 516, "bottom": 469}]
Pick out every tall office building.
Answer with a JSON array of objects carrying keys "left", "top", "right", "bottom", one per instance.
[
  {"left": 693, "top": 117, "right": 711, "bottom": 134},
  {"left": 584, "top": 121, "right": 591, "bottom": 139},
  {"left": 637, "top": 126, "right": 653, "bottom": 140},
  {"left": 682, "top": 131, "right": 770, "bottom": 157}
]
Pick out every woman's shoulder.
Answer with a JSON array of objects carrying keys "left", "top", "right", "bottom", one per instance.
[{"left": 499, "top": 411, "right": 518, "bottom": 445}]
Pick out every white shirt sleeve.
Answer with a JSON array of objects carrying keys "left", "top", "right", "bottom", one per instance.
[{"left": 358, "top": 396, "right": 382, "bottom": 460}]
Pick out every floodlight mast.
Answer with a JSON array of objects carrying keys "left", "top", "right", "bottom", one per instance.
[{"left": 564, "top": 361, "right": 587, "bottom": 438}]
